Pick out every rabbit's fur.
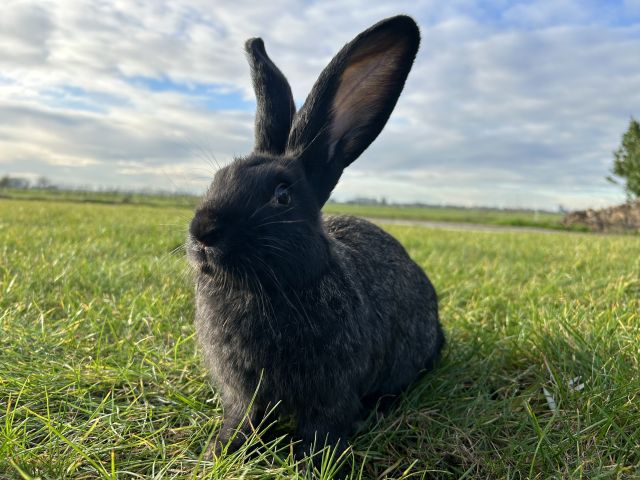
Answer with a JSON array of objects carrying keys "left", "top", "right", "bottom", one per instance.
[{"left": 187, "top": 15, "right": 444, "bottom": 457}]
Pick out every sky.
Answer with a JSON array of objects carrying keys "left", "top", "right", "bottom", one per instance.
[{"left": 1, "top": 0, "right": 639, "bottom": 210}]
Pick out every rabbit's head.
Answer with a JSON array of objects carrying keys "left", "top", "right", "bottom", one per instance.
[{"left": 187, "top": 16, "right": 420, "bottom": 287}]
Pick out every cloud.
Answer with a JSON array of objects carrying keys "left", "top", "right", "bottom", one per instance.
[
  {"left": 0, "top": 0, "right": 638, "bottom": 209},
  {"left": 0, "top": 2, "right": 52, "bottom": 64}
]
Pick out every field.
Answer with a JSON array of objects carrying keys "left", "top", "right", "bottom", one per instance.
[
  {"left": 0, "top": 188, "right": 568, "bottom": 230},
  {"left": 1, "top": 198, "right": 639, "bottom": 479},
  {"left": 323, "top": 203, "right": 566, "bottom": 230}
]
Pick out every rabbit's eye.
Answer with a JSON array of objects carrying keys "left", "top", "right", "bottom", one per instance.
[{"left": 274, "top": 183, "right": 291, "bottom": 205}]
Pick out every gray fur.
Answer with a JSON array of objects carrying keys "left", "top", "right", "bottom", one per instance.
[{"left": 187, "top": 15, "right": 444, "bottom": 457}]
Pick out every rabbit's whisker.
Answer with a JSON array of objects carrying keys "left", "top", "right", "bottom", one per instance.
[
  {"left": 251, "top": 255, "right": 315, "bottom": 334},
  {"left": 255, "top": 219, "right": 306, "bottom": 228}
]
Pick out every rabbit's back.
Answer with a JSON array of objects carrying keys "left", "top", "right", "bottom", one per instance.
[{"left": 324, "top": 215, "right": 443, "bottom": 395}]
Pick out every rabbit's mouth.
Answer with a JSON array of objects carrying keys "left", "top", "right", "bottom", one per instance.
[
  {"left": 188, "top": 246, "right": 217, "bottom": 271},
  {"left": 187, "top": 237, "right": 245, "bottom": 275},
  {"left": 186, "top": 239, "right": 212, "bottom": 270}
]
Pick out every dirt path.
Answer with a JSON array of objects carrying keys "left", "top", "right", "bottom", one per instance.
[{"left": 365, "top": 217, "right": 566, "bottom": 234}]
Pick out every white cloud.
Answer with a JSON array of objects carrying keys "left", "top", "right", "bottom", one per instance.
[{"left": 0, "top": 0, "right": 638, "bottom": 209}]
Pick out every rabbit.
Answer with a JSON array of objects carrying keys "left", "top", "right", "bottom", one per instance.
[{"left": 187, "top": 14, "right": 444, "bottom": 459}]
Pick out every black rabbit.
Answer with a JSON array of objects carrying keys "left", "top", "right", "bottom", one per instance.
[{"left": 187, "top": 15, "right": 444, "bottom": 459}]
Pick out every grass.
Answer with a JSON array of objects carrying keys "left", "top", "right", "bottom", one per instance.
[
  {"left": 0, "top": 188, "right": 198, "bottom": 209},
  {"left": 1, "top": 198, "right": 639, "bottom": 479},
  {"left": 0, "top": 188, "right": 569, "bottom": 230},
  {"left": 323, "top": 203, "right": 567, "bottom": 230}
]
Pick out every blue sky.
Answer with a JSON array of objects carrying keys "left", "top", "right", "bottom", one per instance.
[{"left": 1, "top": 0, "right": 639, "bottom": 209}]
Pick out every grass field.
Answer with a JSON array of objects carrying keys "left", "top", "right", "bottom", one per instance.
[
  {"left": 0, "top": 188, "right": 568, "bottom": 230},
  {"left": 0, "top": 188, "right": 198, "bottom": 209},
  {"left": 1, "top": 199, "right": 639, "bottom": 479},
  {"left": 323, "top": 203, "right": 567, "bottom": 230}
]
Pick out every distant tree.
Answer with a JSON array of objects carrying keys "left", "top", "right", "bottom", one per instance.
[
  {"left": 35, "top": 176, "right": 53, "bottom": 189},
  {"left": 608, "top": 117, "right": 640, "bottom": 199},
  {"left": 0, "top": 175, "right": 30, "bottom": 189}
]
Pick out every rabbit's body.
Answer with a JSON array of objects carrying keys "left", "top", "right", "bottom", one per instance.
[
  {"left": 187, "top": 15, "right": 444, "bottom": 456},
  {"left": 195, "top": 215, "right": 442, "bottom": 447}
]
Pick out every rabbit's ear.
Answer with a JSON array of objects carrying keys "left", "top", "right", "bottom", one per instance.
[
  {"left": 246, "top": 38, "right": 296, "bottom": 155},
  {"left": 287, "top": 15, "right": 419, "bottom": 205}
]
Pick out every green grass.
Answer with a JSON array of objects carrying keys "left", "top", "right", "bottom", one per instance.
[
  {"left": 0, "top": 188, "right": 568, "bottom": 230},
  {"left": 1, "top": 199, "right": 639, "bottom": 479},
  {"left": 323, "top": 203, "right": 566, "bottom": 230},
  {"left": 0, "top": 188, "right": 198, "bottom": 209}
]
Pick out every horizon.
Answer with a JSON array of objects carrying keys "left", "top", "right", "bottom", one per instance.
[
  {"left": 0, "top": 177, "right": 595, "bottom": 213},
  {"left": 1, "top": 1, "right": 639, "bottom": 210}
]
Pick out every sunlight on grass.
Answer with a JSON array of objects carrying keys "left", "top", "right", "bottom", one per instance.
[{"left": 1, "top": 199, "right": 639, "bottom": 478}]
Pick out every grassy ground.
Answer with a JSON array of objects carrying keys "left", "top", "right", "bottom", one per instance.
[
  {"left": 323, "top": 203, "right": 566, "bottom": 230},
  {"left": 0, "top": 188, "right": 567, "bottom": 230},
  {"left": 1, "top": 199, "right": 639, "bottom": 479},
  {"left": 0, "top": 188, "right": 198, "bottom": 209}
]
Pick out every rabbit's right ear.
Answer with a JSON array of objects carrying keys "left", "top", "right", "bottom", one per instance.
[
  {"left": 286, "top": 16, "right": 420, "bottom": 206},
  {"left": 246, "top": 38, "right": 296, "bottom": 155}
]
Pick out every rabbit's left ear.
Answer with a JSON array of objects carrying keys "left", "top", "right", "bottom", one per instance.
[
  {"left": 287, "top": 15, "right": 420, "bottom": 206},
  {"left": 246, "top": 38, "right": 296, "bottom": 155}
]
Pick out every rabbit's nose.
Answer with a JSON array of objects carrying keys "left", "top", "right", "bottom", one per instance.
[{"left": 190, "top": 213, "right": 225, "bottom": 247}]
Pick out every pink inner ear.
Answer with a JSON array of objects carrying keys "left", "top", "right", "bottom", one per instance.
[{"left": 330, "top": 37, "right": 409, "bottom": 157}]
